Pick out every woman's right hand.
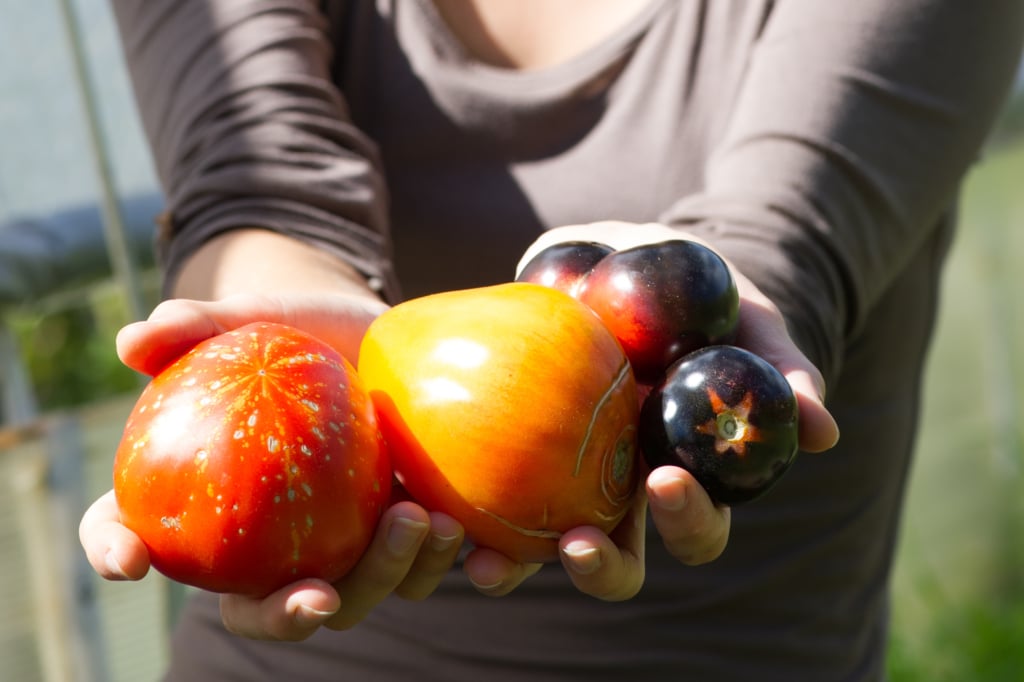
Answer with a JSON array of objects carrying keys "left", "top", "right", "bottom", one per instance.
[
  {"left": 80, "top": 486, "right": 465, "bottom": 640},
  {"left": 79, "top": 292, "right": 469, "bottom": 640}
]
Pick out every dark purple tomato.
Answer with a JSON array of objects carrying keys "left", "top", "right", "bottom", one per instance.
[
  {"left": 577, "top": 240, "right": 739, "bottom": 383},
  {"left": 639, "top": 345, "right": 798, "bottom": 506},
  {"left": 516, "top": 241, "right": 615, "bottom": 297}
]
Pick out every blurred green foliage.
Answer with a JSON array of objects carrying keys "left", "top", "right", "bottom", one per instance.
[
  {"left": 8, "top": 280, "right": 154, "bottom": 412},
  {"left": 886, "top": 122, "right": 1024, "bottom": 679}
]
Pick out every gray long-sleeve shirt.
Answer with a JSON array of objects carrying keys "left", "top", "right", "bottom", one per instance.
[{"left": 111, "top": 1, "right": 1023, "bottom": 680}]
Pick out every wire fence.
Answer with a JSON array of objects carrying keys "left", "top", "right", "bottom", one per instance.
[{"left": 0, "top": 1, "right": 168, "bottom": 680}]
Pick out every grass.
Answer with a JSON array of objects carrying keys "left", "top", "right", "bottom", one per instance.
[{"left": 886, "top": 137, "right": 1024, "bottom": 680}]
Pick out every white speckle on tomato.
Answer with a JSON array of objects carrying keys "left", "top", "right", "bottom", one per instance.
[
  {"left": 301, "top": 483, "right": 313, "bottom": 497},
  {"left": 210, "top": 380, "right": 222, "bottom": 390},
  {"left": 301, "top": 399, "right": 319, "bottom": 412},
  {"left": 233, "top": 429, "right": 245, "bottom": 440},
  {"left": 300, "top": 444, "right": 312, "bottom": 457},
  {"left": 160, "top": 516, "right": 182, "bottom": 531},
  {"left": 247, "top": 411, "right": 258, "bottom": 427},
  {"left": 267, "top": 435, "right": 280, "bottom": 453}
]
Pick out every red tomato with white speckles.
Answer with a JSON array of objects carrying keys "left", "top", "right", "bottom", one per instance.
[{"left": 113, "top": 322, "right": 391, "bottom": 597}]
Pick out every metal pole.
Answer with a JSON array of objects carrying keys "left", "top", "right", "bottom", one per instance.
[{"left": 55, "top": 0, "right": 149, "bottom": 323}]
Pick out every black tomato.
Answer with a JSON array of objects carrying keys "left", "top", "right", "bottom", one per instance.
[
  {"left": 577, "top": 240, "right": 739, "bottom": 383},
  {"left": 639, "top": 345, "right": 799, "bottom": 506},
  {"left": 516, "top": 241, "right": 615, "bottom": 297}
]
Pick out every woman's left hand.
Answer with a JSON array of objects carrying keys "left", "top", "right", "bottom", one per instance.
[{"left": 502, "top": 222, "right": 840, "bottom": 601}]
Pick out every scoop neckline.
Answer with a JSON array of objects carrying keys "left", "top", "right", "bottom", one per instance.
[{"left": 412, "top": 0, "right": 669, "bottom": 91}]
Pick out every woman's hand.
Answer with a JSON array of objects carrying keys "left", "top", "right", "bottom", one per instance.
[
  {"left": 515, "top": 222, "right": 841, "bottom": 599},
  {"left": 80, "top": 292, "right": 471, "bottom": 641},
  {"left": 80, "top": 488, "right": 465, "bottom": 640}
]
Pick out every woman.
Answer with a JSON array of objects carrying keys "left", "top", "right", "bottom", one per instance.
[{"left": 81, "top": 1, "right": 1022, "bottom": 679}]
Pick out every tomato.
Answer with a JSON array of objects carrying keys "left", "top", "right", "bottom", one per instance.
[
  {"left": 515, "top": 240, "right": 614, "bottom": 297},
  {"left": 577, "top": 240, "right": 739, "bottom": 383},
  {"left": 640, "top": 345, "right": 799, "bottom": 506},
  {"left": 358, "top": 283, "right": 639, "bottom": 563},
  {"left": 113, "top": 322, "right": 391, "bottom": 597}
]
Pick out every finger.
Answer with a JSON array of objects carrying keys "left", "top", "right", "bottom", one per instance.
[
  {"left": 646, "top": 466, "right": 730, "bottom": 565},
  {"left": 78, "top": 490, "right": 150, "bottom": 581},
  {"left": 117, "top": 293, "right": 388, "bottom": 375},
  {"left": 517, "top": 222, "right": 685, "bottom": 275},
  {"left": 732, "top": 282, "right": 840, "bottom": 453},
  {"left": 461, "top": 548, "right": 543, "bottom": 597},
  {"left": 393, "top": 511, "right": 465, "bottom": 600},
  {"left": 219, "top": 579, "right": 341, "bottom": 642},
  {"left": 321, "top": 501, "right": 433, "bottom": 631},
  {"left": 559, "top": 490, "right": 648, "bottom": 601}
]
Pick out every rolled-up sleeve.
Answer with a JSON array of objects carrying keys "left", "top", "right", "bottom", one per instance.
[
  {"left": 660, "top": 0, "right": 1023, "bottom": 384},
  {"left": 111, "top": 0, "right": 396, "bottom": 298}
]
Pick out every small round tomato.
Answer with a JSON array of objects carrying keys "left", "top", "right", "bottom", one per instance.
[
  {"left": 358, "top": 283, "right": 639, "bottom": 563},
  {"left": 113, "top": 322, "right": 391, "bottom": 597},
  {"left": 577, "top": 240, "right": 739, "bottom": 383},
  {"left": 515, "top": 240, "right": 614, "bottom": 297},
  {"left": 639, "top": 345, "right": 798, "bottom": 506}
]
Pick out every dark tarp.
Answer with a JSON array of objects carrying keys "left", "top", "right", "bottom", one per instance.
[{"left": 0, "top": 193, "right": 163, "bottom": 306}]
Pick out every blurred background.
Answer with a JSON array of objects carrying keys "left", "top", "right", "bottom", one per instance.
[{"left": 0, "top": 2, "right": 1022, "bottom": 680}]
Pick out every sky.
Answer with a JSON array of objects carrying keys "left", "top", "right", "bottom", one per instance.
[{"left": 0, "top": 0, "right": 157, "bottom": 223}]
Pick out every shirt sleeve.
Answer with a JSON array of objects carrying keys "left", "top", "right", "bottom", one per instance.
[
  {"left": 659, "top": 0, "right": 1023, "bottom": 384},
  {"left": 110, "top": 0, "right": 398, "bottom": 300}
]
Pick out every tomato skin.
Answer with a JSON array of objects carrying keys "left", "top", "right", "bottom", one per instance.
[
  {"left": 515, "top": 240, "right": 614, "bottom": 297},
  {"left": 113, "top": 322, "right": 391, "bottom": 597},
  {"left": 639, "top": 345, "right": 799, "bottom": 506},
  {"left": 577, "top": 240, "right": 739, "bottom": 384},
  {"left": 358, "top": 283, "right": 639, "bottom": 563}
]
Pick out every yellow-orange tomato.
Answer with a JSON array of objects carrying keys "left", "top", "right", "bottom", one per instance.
[{"left": 358, "top": 282, "right": 639, "bottom": 563}]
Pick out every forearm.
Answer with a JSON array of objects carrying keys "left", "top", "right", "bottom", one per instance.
[
  {"left": 660, "top": 0, "right": 1024, "bottom": 384},
  {"left": 112, "top": 0, "right": 397, "bottom": 303},
  {"left": 170, "top": 229, "right": 383, "bottom": 303}
]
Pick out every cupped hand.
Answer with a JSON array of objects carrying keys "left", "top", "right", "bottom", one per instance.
[
  {"left": 116, "top": 291, "right": 390, "bottom": 375},
  {"left": 512, "top": 222, "right": 841, "bottom": 599},
  {"left": 517, "top": 222, "right": 840, "bottom": 453},
  {"left": 80, "top": 291, "right": 471, "bottom": 641},
  {"left": 80, "top": 489, "right": 465, "bottom": 641}
]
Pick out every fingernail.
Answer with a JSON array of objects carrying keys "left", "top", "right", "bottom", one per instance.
[
  {"left": 105, "top": 551, "right": 128, "bottom": 579},
  {"left": 387, "top": 516, "right": 429, "bottom": 556},
  {"left": 294, "top": 604, "right": 336, "bottom": 628},
  {"left": 429, "top": 532, "right": 459, "bottom": 552},
  {"left": 468, "top": 577, "right": 503, "bottom": 591},
  {"left": 650, "top": 473, "right": 687, "bottom": 511},
  {"left": 562, "top": 542, "right": 602, "bottom": 575}
]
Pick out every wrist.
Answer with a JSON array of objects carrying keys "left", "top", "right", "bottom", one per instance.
[{"left": 170, "top": 229, "right": 382, "bottom": 303}]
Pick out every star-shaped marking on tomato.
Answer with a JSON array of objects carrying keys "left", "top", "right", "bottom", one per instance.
[{"left": 695, "top": 387, "right": 762, "bottom": 456}]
